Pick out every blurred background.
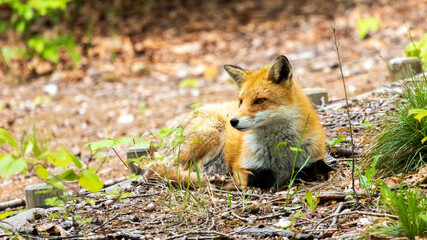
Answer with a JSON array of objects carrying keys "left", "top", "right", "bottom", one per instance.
[{"left": 0, "top": 0, "right": 426, "bottom": 200}]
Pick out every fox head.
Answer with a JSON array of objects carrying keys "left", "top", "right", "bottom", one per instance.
[{"left": 224, "top": 55, "right": 299, "bottom": 131}]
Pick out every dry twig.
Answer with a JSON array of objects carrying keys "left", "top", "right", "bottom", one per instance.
[
  {"left": 315, "top": 211, "right": 397, "bottom": 229},
  {"left": 165, "top": 230, "right": 230, "bottom": 240},
  {"left": 332, "top": 25, "right": 358, "bottom": 199}
]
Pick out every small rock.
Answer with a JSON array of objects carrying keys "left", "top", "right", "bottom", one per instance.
[
  {"left": 274, "top": 218, "right": 293, "bottom": 228},
  {"left": 59, "top": 221, "right": 73, "bottom": 230},
  {"left": 145, "top": 203, "right": 156, "bottom": 212},
  {"left": 131, "top": 62, "right": 149, "bottom": 75},
  {"left": 358, "top": 217, "right": 373, "bottom": 227},
  {"left": 344, "top": 195, "right": 355, "bottom": 201},
  {"left": 91, "top": 216, "right": 103, "bottom": 225},
  {"left": 43, "top": 84, "right": 58, "bottom": 96},
  {"left": 88, "top": 67, "right": 100, "bottom": 77},
  {"left": 292, "top": 196, "right": 301, "bottom": 204},
  {"left": 130, "top": 215, "right": 139, "bottom": 222},
  {"left": 118, "top": 112, "right": 134, "bottom": 124},
  {"left": 104, "top": 200, "right": 114, "bottom": 206},
  {"left": 249, "top": 203, "right": 260, "bottom": 213},
  {"left": 240, "top": 226, "right": 294, "bottom": 238}
]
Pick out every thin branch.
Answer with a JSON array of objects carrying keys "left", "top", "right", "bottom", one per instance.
[
  {"left": 165, "top": 230, "right": 230, "bottom": 240},
  {"left": 332, "top": 25, "right": 358, "bottom": 199},
  {"left": 256, "top": 210, "right": 293, "bottom": 220},
  {"left": 315, "top": 210, "right": 397, "bottom": 229},
  {"left": 329, "top": 201, "right": 345, "bottom": 229},
  {"left": 112, "top": 147, "right": 128, "bottom": 169},
  {"left": 88, "top": 213, "right": 124, "bottom": 233}
]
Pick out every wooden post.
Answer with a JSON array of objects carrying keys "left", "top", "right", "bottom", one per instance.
[
  {"left": 388, "top": 57, "right": 422, "bottom": 81},
  {"left": 25, "top": 183, "right": 61, "bottom": 209},
  {"left": 304, "top": 88, "right": 328, "bottom": 106},
  {"left": 126, "top": 145, "right": 151, "bottom": 175}
]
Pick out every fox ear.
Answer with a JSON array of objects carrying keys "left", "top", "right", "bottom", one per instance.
[
  {"left": 267, "top": 55, "right": 293, "bottom": 84},
  {"left": 224, "top": 65, "right": 246, "bottom": 87}
]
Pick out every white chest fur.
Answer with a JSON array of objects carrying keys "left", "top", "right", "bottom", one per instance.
[{"left": 241, "top": 107, "right": 312, "bottom": 182}]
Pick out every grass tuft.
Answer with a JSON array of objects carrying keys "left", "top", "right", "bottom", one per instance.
[{"left": 363, "top": 73, "right": 427, "bottom": 176}]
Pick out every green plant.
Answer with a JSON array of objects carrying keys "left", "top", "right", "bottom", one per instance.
[
  {"left": 0, "top": 0, "right": 80, "bottom": 73},
  {"left": 408, "top": 108, "right": 427, "bottom": 144},
  {"left": 379, "top": 183, "right": 427, "bottom": 239},
  {"left": 326, "top": 135, "right": 345, "bottom": 147},
  {"left": 360, "top": 119, "right": 373, "bottom": 130},
  {"left": 0, "top": 127, "right": 46, "bottom": 178},
  {"left": 347, "top": 155, "right": 383, "bottom": 198},
  {"left": 179, "top": 79, "right": 199, "bottom": 89},
  {"left": 356, "top": 17, "right": 381, "bottom": 39},
  {"left": 283, "top": 114, "right": 312, "bottom": 207},
  {"left": 139, "top": 101, "right": 147, "bottom": 115},
  {"left": 363, "top": 74, "right": 427, "bottom": 175},
  {"left": 302, "top": 190, "right": 320, "bottom": 213},
  {"left": 405, "top": 33, "right": 427, "bottom": 68}
]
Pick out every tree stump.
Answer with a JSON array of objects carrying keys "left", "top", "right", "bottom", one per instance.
[
  {"left": 388, "top": 57, "right": 422, "bottom": 81},
  {"left": 25, "top": 183, "right": 61, "bottom": 209},
  {"left": 304, "top": 88, "right": 328, "bottom": 106},
  {"left": 126, "top": 145, "right": 151, "bottom": 175}
]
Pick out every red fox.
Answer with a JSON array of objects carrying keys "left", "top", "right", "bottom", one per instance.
[{"left": 148, "top": 55, "right": 331, "bottom": 189}]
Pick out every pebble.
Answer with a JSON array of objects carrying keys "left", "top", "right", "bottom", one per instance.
[
  {"left": 274, "top": 218, "right": 293, "bottom": 228},
  {"left": 104, "top": 199, "right": 114, "bottom": 206},
  {"left": 344, "top": 195, "right": 355, "bottom": 201},
  {"left": 43, "top": 84, "right": 58, "bottom": 96},
  {"left": 59, "top": 220, "right": 73, "bottom": 230},
  {"left": 145, "top": 203, "right": 156, "bottom": 212},
  {"left": 220, "top": 212, "right": 229, "bottom": 219},
  {"left": 249, "top": 203, "right": 260, "bottom": 213}
]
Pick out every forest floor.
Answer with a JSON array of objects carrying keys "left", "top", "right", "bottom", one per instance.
[{"left": 0, "top": 0, "right": 427, "bottom": 238}]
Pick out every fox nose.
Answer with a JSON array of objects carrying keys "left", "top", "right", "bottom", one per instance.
[{"left": 230, "top": 118, "right": 239, "bottom": 127}]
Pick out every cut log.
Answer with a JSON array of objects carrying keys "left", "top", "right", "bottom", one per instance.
[
  {"left": 304, "top": 88, "right": 328, "bottom": 106},
  {"left": 388, "top": 57, "right": 422, "bottom": 81},
  {"left": 25, "top": 183, "right": 61, "bottom": 209},
  {"left": 126, "top": 145, "right": 151, "bottom": 175}
]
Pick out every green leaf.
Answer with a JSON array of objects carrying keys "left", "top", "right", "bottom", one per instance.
[
  {"left": 78, "top": 170, "right": 103, "bottom": 193},
  {"left": 289, "top": 146, "right": 304, "bottom": 152},
  {"left": 274, "top": 141, "right": 287, "bottom": 155},
  {"left": 326, "top": 135, "right": 345, "bottom": 147},
  {"left": 422, "top": 137, "right": 427, "bottom": 144},
  {"left": 0, "top": 155, "right": 27, "bottom": 178},
  {"left": 0, "top": 128, "right": 18, "bottom": 148},
  {"left": 34, "top": 165, "right": 49, "bottom": 180},
  {"left": 27, "top": 37, "right": 45, "bottom": 53},
  {"left": 48, "top": 147, "right": 81, "bottom": 168},
  {"left": 0, "top": 21, "right": 7, "bottom": 34},
  {"left": 356, "top": 17, "right": 381, "bottom": 39},
  {"left": 0, "top": 210, "right": 18, "bottom": 220},
  {"left": 118, "top": 137, "right": 139, "bottom": 145},
  {"left": 85, "top": 138, "right": 120, "bottom": 153},
  {"left": 58, "top": 169, "right": 78, "bottom": 181},
  {"left": 179, "top": 79, "right": 199, "bottom": 89},
  {"left": 15, "top": 20, "right": 26, "bottom": 33},
  {"left": 408, "top": 108, "right": 427, "bottom": 122}
]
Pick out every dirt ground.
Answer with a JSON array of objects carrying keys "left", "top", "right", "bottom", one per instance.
[{"left": 0, "top": 0, "right": 426, "bottom": 203}]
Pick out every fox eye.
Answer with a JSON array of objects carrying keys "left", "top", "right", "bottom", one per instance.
[
  {"left": 239, "top": 99, "right": 243, "bottom": 105},
  {"left": 254, "top": 98, "right": 266, "bottom": 104}
]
